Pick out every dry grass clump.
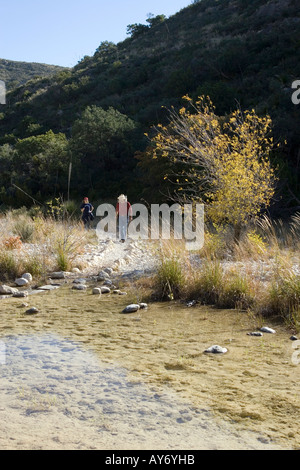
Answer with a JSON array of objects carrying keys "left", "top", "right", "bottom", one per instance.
[
  {"left": 154, "top": 239, "right": 186, "bottom": 300},
  {"left": 0, "top": 207, "right": 92, "bottom": 282},
  {"left": 153, "top": 214, "right": 300, "bottom": 330},
  {"left": 49, "top": 222, "right": 86, "bottom": 272}
]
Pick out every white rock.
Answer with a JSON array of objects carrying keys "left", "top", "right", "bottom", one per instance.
[
  {"left": 72, "top": 268, "right": 81, "bottom": 273},
  {"left": 21, "top": 273, "right": 32, "bottom": 283},
  {"left": 38, "top": 285, "right": 60, "bottom": 291},
  {"left": 260, "top": 327, "right": 276, "bottom": 334},
  {"left": 93, "top": 288, "right": 102, "bottom": 295},
  {"left": 100, "top": 286, "right": 111, "bottom": 294},
  {"left": 204, "top": 345, "right": 228, "bottom": 354},
  {"left": 0, "top": 285, "right": 19, "bottom": 295},
  {"left": 15, "top": 278, "right": 29, "bottom": 287}
]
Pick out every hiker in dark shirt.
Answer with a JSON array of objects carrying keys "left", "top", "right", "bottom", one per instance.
[{"left": 80, "top": 197, "right": 94, "bottom": 229}]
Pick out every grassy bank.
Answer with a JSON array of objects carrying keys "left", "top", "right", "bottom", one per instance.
[
  {"left": 0, "top": 206, "right": 96, "bottom": 282},
  {"left": 152, "top": 215, "right": 300, "bottom": 332},
  {"left": 1, "top": 207, "right": 300, "bottom": 332}
]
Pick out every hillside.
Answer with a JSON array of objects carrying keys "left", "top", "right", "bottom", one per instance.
[
  {"left": 0, "top": 58, "right": 67, "bottom": 89},
  {"left": 0, "top": 0, "right": 300, "bottom": 210}
]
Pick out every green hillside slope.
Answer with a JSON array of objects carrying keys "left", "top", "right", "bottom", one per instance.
[
  {"left": 0, "top": 58, "right": 67, "bottom": 89},
  {"left": 0, "top": 0, "right": 299, "bottom": 210}
]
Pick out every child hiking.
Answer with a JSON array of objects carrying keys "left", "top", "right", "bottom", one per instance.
[{"left": 80, "top": 197, "right": 94, "bottom": 229}]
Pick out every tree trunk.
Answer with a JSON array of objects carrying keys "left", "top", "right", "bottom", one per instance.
[{"left": 233, "top": 222, "right": 242, "bottom": 243}]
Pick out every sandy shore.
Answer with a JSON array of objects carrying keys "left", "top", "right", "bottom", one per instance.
[{"left": 0, "top": 334, "right": 284, "bottom": 450}]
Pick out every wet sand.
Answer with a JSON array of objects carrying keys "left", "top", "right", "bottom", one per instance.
[{"left": 0, "top": 285, "right": 298, "bottom": 450}]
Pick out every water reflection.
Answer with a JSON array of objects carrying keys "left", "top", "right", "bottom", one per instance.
[
  {"left": 0, "top": 333, "right": 282, "bottom": 449},
  {"left": 1, "top": 334, "right": 205, "bottom": 434}
]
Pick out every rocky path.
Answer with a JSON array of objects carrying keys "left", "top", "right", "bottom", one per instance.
[{"left": 78, "top": 236, "right": 158, "bottom": 279}]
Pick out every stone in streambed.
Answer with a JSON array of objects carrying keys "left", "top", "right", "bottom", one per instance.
[
  {"left": 260, "top": 326, "right": 276, "bottom": 334},
  {"left": 38, "top": 285, "right": 60, "bottom": 291},
  {"left": 100, "top": 286, "right": 111, "bottom": 294},
  {"left": 122, "top": 304, "right": 140, "bottom": 314},
  {"left": 204, "top": 345, "right": 228, "bottom": 354},
  {"left": 21, "top": 273, "right": 33, "bottom": 283},
  {"left": 50, "top": 272, "right": 65, "bottom": 280},
  {"left": 93, "top": 288, "right": 102, "bottom": 295},
  {"left": 15, "top": 278, "right": 29, "bottom": 287},
  {"left": 72, "top": 284, "right": 87, "bottom": 291},
  {"left": 13, "top": 291, "right": 29, "bottom": 298},
  {"left": 0, "top": 285, "right": 19, "bottom": 295},
  {"left": 25, "top": 307, "right": 39, "bottom": 315}
]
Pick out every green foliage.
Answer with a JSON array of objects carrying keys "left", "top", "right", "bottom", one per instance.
[
  {"left": 70, "top": 105, "right": 138, "bottom": 197},
  {"left": 0, "top": 0, "right": 299, "bottom": 208},
  {"left": 0, "top": 130, "right": 69, "bottom": 206},
  {"left": 0, "top": 58, "right": 66, "bottom": 88}
]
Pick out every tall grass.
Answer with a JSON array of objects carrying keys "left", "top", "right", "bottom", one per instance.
[
  {"left": 0, "top": 250, "right": 23, "bottom": 281},
  {"left": 154, "top": 214, "right": 300, "bottom": 330},
  {"left": 0, "top": 208, "right": 91, "bottom": 282},
  {"left": 154, "top": 240, "right": 185, "bottom": 300},
  {"left": 52, "top": 225, "right": 85, "bottom": 272}
]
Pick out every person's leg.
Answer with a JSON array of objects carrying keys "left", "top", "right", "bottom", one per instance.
[{"left": 119, "top": 215, "right": 127, "bottom": 241}]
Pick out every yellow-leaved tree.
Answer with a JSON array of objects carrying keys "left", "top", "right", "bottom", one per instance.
[{"left": 149, "top": 96, "right": 277, "bottom": 241}]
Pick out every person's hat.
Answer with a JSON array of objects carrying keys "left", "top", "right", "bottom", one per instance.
[{"left": 118, "top": 194, "right": 127, "bottom": 201}]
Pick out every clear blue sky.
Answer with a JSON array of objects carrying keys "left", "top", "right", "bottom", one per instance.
[{"left": 0, "top": 0, "right": 190, "bottom": 67}]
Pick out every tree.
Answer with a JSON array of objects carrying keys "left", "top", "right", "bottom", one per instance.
[
  {"left": 126, "top": 23, "right": 149, "bottom": 38},
  {"left": 70, "top": 106, "right": 136, "bottom": 194},
  {"left": 148, "top": 96, "right": 277, "bottom": 240},
  {"left": 14, "top": 131, "right": 69, "bottom": 198},
  {"left": 146, "top": 14, "right": 166, "bottom": 28}
]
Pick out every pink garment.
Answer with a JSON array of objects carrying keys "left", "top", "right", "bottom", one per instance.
[{"left": 116, "top": 201, "right": 132, "bottom": 217}]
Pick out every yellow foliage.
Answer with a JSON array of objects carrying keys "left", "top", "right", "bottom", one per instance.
[{"left": 149, "top": 95, "right": 277, "bottom": 229}]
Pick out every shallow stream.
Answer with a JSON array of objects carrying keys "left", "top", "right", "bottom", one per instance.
[{"left": 0, "top": 285, "right": 298, "bottom": 450}]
